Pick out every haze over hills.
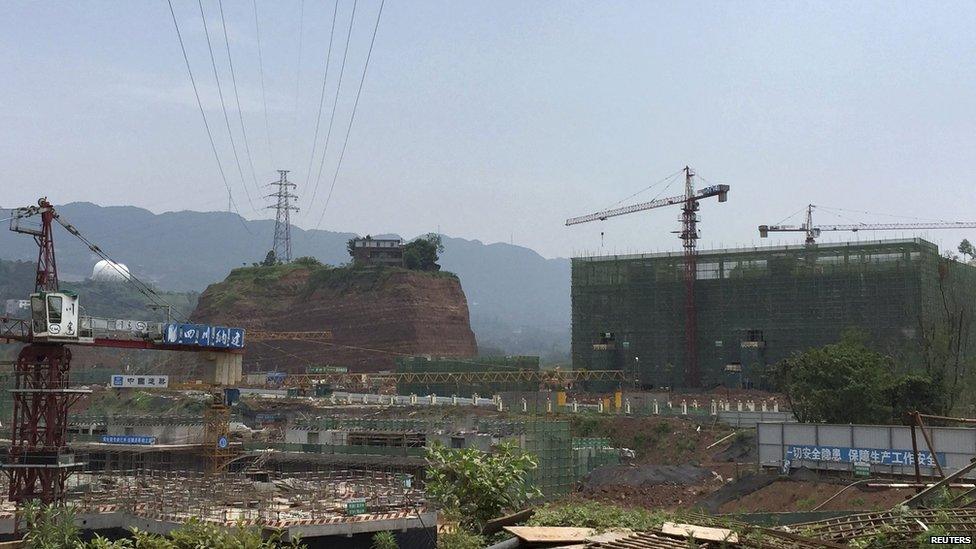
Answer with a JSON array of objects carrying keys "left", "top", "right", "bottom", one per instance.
[{"left": 0, "top": 202, "right": 570, "bottom": 360}]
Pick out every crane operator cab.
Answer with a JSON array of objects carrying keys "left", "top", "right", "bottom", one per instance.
[{"left": 30, "top": 291, "right": 92, "bottom": 343}]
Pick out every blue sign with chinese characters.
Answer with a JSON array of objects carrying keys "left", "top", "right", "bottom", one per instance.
[
  {"left": 162, "top": 323, "right": 245, "bottom": 349},
  {"left": 786, "top": 445, "right": 946, "bottom": 467},
  {"left": 101, "top": 435, "right": 156, "bottom": 445}
]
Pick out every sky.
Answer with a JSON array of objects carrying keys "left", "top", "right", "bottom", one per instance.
[{"left": 1, "top": 1, "right": 975, "bottom": 259}]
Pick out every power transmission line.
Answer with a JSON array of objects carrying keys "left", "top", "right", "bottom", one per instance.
[
  {"left": 301, "top": 0, "right": 339, "bottom": 197},
  {"left": 314, "top": 0, "right": 386, "bottom": 230},
  {"left": 292, "top": 0, "right": 305, "bottom": 168},
  {"left": 197, "top": 0, "right": 254, "bottom": 211},
  {"left": 165, "top": 0, "right": 251, "bottom": 234},
  {"left": 218, "top": 0, "right": 261, "bottom": 195},
  {"left": 305, "top": 0, "right": 359, "bottom": 217},
  {"left": 252, "top": 0, "right": 275, "bottom": 169}
]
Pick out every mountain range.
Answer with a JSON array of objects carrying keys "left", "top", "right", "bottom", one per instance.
[{"left": 0, "top": 202, "right": 570, "bottom": 360}]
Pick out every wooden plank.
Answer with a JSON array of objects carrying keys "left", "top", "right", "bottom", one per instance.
[
  {"left": 661, "top": 522, "right": 739, "bottom": 543},
  {"left": 503, "top": 526, "right": 595, "bottom": 542},
  {"left": 482, "top": 508, "right": 535, "bottom": 536}
]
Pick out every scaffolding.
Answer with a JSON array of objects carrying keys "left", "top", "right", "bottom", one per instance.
[
  {"left": 202, "top": 397, "right": 234, "bottom": 474},
  {"left": 571, "top": 238, "right": 976, "bottom": 388}
]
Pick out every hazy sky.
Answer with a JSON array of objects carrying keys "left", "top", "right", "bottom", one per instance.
[{"left": 2, "top": 1, "right": 975, "bottom": 258}]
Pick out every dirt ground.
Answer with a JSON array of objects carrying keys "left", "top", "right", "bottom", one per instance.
[
  {"left": 571, "top": 415, "right": 738, "bottom": 466},
  {"left": 571, "top": 415, "right": 754, "bottom": 510},
  {"left": 718, "top": 479, "right": 922, "bottom": 513},
  {"left": 569, "top": 415, "right": 941, "bottom": 516}
]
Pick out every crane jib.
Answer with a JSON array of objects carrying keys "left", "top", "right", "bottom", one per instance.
[{"left": 565, "top": 184, "right": 729, "bottom": 226}]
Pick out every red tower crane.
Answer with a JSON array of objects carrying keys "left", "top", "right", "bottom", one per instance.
[
  {"left": 566, "top": 167, "right": 730, "bottom": 387},
  {"left": 1, "top": 199, "right": 248, "bottom": 504},
  {"left": 759, "top": 204, "right": 976, "bottom": 245}
]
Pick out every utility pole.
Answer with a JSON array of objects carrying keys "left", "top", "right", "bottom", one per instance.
[{"left": 266, "top": 170, "right": 299, "bottom": 263}]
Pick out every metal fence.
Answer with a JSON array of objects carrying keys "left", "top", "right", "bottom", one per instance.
[
  {"left": 758, "top": 422, "right": 976, "bottom": 477},
  {"left": 324, "top": 391, "right": 794, "bottom": 427}
]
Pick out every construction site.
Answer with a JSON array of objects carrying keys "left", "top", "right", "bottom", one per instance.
[
  {"left": 1, "top": 4, "right": 976, "bottom": 546},
  {"left": 1, "top": 162, "right": 976, "bottom": 548}
]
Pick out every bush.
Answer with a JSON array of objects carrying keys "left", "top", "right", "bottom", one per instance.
[
  {"left": 371, "top": 531, "right": 398, "bottom": 549},
  {"left": 528, "top": 501, "right": 679, "bottom": 532},
  {"left": 22, "top": 502, "right": 79, "bottom": 549},
  {"left": 775, "top": 329, "right": 946, "bottom": 424},
  {"left": 23, "top": 505, "right": 305, "bottom": 549},
  {"left": 293, "top": 256, "right": 322, "bottom": 267},
  {"left": 425, "top": 440, "right": 540, "bottom": 532},
  {"left": 436, "top": 530, "right": 484, "bottom": 549},
  {"left": 404, "top": 234, "right": 443, "bottom": 271}
]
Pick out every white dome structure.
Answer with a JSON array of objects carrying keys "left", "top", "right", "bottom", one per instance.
[{"left": 91, "top": 259, "right": 131, "bottom": 282}]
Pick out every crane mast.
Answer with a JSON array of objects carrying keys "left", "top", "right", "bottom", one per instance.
[
  {"left": 680, "top": 168, "right": 700, "bottom": 387},
  {"left": 566, "top": 167, "right": 730, "bottom": 388}
]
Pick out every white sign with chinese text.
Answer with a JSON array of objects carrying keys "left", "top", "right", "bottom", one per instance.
[{"left": 110, "top": 375, "right": 169, "bottom": 388}]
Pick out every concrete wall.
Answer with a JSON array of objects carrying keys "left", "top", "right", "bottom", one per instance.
[{"left": 758, "top": 422, "right": 976, "bottom": 477}]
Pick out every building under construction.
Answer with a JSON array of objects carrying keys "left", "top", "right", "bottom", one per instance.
[{"left": 572, "top": 238, "right": 976, "bottom": 388}]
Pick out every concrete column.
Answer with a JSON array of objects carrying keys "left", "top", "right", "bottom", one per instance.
[
  {"left": 773, "top": 401, "right": 779, "bottom": 412},
  {"left": 390, "top": 395, "right": 396, "bottom": 406},
  {"left": 737, "top": 400, "right": 743, "bottom": 412},
  {"left": 452, "top": 395, "right": 458, "bottom": 406},
  {"left": 692, "top": 399, "right": 699, "bottom": 411},
  {"left": 598, "top": 400, "right": 604, "bottom": 413},
  {"left": 546, "top": 398, "right": 553, "bottom": 413},
  {"left": 572, "top": 399, "right": 579, "bottom": 413},
  {"left": 430, "top": 394, "right": 437, "bottom": 405},
  {"left": 652, "top": 400, "right": 659, "bottom": 415},
  {"left": 681, "top": 400, "right": 688, "bottom": 415},
  {"left": 497, "top": 398, "right": 504, "bottom": 412},
  {"left": 521, "top": 398, "right": 528, "bottom": 412},
  {"left": 472, "top": 394, "right": 479, "bottom": 406},
  {"left": 625, "top": 398, "right": 631, "bottom": 415},
  {"left": 410, "top": 394, "right": 417, "bottom": 405},
  {"left": 711, "top": 400, "right": 718, "bottom": 415}
]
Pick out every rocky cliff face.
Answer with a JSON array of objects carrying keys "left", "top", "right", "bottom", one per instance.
[{"left": 191, "top": 264, "right": 477, "bottom": 372}]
